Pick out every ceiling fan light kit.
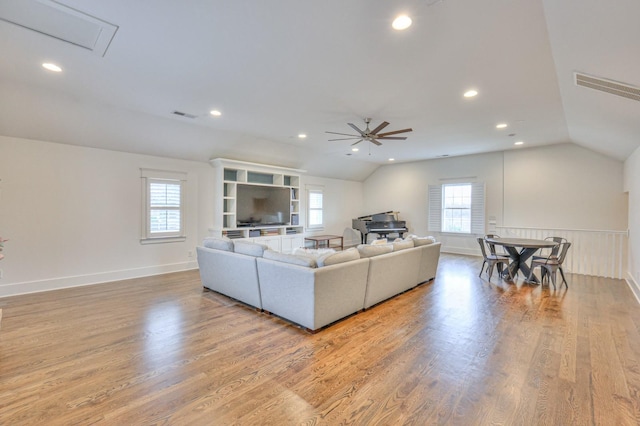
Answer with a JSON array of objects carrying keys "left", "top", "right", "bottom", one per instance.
[{"left": 326, "top": 118, "right": 413, "bottom": 147}]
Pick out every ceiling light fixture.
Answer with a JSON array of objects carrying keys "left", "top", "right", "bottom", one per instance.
[
  {"left": 514, "top": 141, "right": 524, "bottom": 145},
  {"left": 389, "top": 158, "right": 395, "bottom": 162},
  {"left": 42, "top": 63, "right": 62, "bottom": 72},
  {"left": 463, "top": 90, "right": 478, "bottom": 98},
  {"left": 210, "top": 110, "right": 222, "bottom": 117},
  {"left": 352, "top": 147, "right": 359, "bottom": 152},
  {"left": 298, "top": 134, "right": 307, "bottom": 139},
  {"left": 392, "top": 15, "right": 412, "bottom": 30},
  {"left": 496, "top": 123, "right": 508, "bottom": 129}
]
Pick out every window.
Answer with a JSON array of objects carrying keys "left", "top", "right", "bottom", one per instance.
[
  {"left": 306, "top": 185, "right": 324, "bottom": 230},
  {"left": 428, "top": 182, "right": 485, "bottom": 234},
  {"left": 141, "top": 169, "right": 186, "bottom": 243},
  {"left": 442, "top": 184, "right": 471, "bottom": 233}
]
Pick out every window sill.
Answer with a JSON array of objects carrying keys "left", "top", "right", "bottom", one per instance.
[{"left": 140, "top": 236, "right": 186, "bottom": 245}]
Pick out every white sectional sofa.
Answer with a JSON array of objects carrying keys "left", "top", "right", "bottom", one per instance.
[{"left": 196, "top": 236, "right": 441, "bottom": 331}]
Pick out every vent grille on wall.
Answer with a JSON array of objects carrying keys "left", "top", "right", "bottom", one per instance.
[{"left": 575, "top": 72, "right": 640, "bottom": 102}]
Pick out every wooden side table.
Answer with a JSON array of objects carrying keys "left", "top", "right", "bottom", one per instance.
[{"left": 304, "top": 235, "right": 343, "bottom": 251}]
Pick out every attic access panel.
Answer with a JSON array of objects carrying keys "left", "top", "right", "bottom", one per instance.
[{"left": 0, "top": 0, "right": 118, "bottom": 56}]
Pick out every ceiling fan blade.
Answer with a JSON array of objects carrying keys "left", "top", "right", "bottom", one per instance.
[
  {"left": 348, "top": 123, "right": 366, "bottom": 136},
  {"left": 370, "top": 139, "right": 383, "bottom": 146},
  {"left": 377, "top": 128, "right": 413, "bottom": 137},
  {"left": 325, "top": 131, "right": 360, "bottom": 137},
  {"left": 350, "top": 139, "right": 363, "bottom": 146},
  {"left": 328, "top": 137, "right": 362, "bottom": 141},
  {"left": 377, "top": 136, "right": 407, "bottom": 140},
  {"left": 370, "top": 121, "right": 390, "bottom": 135}
]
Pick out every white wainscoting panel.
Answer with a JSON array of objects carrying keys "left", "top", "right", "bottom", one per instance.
[{"left": 497, "top": 226, "right": 628, "bottom": 279}]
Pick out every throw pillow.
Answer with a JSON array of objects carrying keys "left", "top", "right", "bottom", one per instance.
[
  {"left": 233, "top": 240, "right": 269, "bottom": 257},
  {"left": 392, "top": 239, "right": 415, "bottom": 251},
  {"left": 357, "top": 244, "right": 393, "bottom": 258},
  {"left": 413, "top": 236, "right": 437, "bottom": 246},
  {"left": 263, "top": 250, "right": 317, "bottom": 268},
  {"left": 203, "top": 237, "right": 234, "bottom": 252},
  {"left": 370, "top": 238, "right": 388, "bottom": 245},
  {"left": 317, "top": 247, "right": 360, "bottom": 267}
]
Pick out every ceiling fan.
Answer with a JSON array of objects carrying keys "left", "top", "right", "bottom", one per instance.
[{"left": 326, "top": 118, "right": 413, "bottom": 146}]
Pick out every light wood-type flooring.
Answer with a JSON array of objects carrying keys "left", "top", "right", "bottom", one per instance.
[{"left": 1, "top": 253, "right": 640, "bottom": 425}]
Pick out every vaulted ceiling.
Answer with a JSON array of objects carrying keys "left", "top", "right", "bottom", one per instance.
[{"left": 1, "top": 0, "right": 639, "bottom": 181}]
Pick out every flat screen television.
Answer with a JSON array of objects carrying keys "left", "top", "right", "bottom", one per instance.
[{"left": 236, "top": 184, "right": 291, "bottom": 227}]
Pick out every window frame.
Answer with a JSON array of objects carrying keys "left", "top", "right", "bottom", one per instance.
[
  {"left": 306, "top": 185, "right": 324, "bottom": 231},
  {"left": 140, "top": 169, "right": 187, "bottom": 244},
  {"left": 442, "top": 183, "right": 472, "bottom": 233},
  {"left": 428, "top": 182, "right": 485, "bottom": 235}
]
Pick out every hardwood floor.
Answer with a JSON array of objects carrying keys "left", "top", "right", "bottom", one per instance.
[{"left": 1, "top": 254, "right": 640, "bottom": 425}]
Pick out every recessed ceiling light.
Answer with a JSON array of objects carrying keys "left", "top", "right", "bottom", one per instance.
[
  {"left": 496, "top": 123, "right": 508, "bottom": 129},
  {"left": 514, "top": 141, "right": 524, "bottom": 145},
  {"left": 392, "top": 15, "right": 412, "bottom": 30},
  {"left": 389, "top": 158, "right": 395, "bottom": 162},
  {"left": 352, "top": 147, "right": 359, "bottom": 152},
  {"left": 463, "top": 90, "right": 478, "bottom": 98},
  {"left": 298, "top": 134, "right": 307, "bottom": 139},
  {"left": 42, "top": 63, "right": 62, "bottom": 72},
  {"left": 210, "top": 110, "right": 222, "bottom": 117}
]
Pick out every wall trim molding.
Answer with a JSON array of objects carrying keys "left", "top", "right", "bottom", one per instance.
[
  {"left": 626, "top": 273, "right": 640, "bottom": 305},
  {"left": 0, "top": 261, "right": 198, "bottom": 298}
]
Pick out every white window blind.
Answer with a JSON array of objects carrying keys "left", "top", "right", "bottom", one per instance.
[
  {"left": 141, "top": 169, "right": 187, "bottom": 243},
  {"left": 306, "top": 185, "right": 324, "bottom": 230},
  {"left": 428, "top": 182, "right": 485, "bottom": 234}
]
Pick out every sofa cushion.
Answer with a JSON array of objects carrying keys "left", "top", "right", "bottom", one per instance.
[
  {"left": 370, "top": 238, "right": 388, "bottom": 245},
  {"left": 263, "top": 250, "right": 317, "bottom": 268},
  {"left": 413, "top": 236, "right": 437, "bottom": 246},
  {"left": 317, "top": 247, "right": 360, "bottom": 267},
  {"left": 203, "top": 237, "right": 234, "bottom": 251},
  {"left": 292, "top": 247, "right": 335, "bottom": 260},
  {"left": 233, "top": 240, "right": 269, "bottom": 257},
  {"left": 392, "top": 239, "right": 415, "bottom": 251},
  {"left": 357, "top": 243, "right": 393, "bottom": 258}
]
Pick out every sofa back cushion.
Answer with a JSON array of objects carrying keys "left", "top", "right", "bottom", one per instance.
[
  {"left": 317, "top": 247, "right": 360, "bottom": 267},
  {"left": 357, "top": 243, "right": 393, "bottom": 258},
  {"left": 263, "top": 250, "right": 317, "bottom": 268},
  {"left": 392, "top": 239, "right": 415, "bottom": 251},
  {"left": 233, "top": 240, "right": 269, "bottom": 257},
  {"left": 412, "top": 236, "right": 437, "bottom": 246},
  {"left": 203, "top": 237, "right": 234, "bottom": 251}
]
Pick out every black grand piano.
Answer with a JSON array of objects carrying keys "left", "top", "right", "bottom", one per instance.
[{"left": 352, "top": 211, "right": 408, "bottom": 244}]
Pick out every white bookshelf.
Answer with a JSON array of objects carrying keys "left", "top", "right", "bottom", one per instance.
[{"left": 210, "top": 159, "right": 305, "bottom": 252}]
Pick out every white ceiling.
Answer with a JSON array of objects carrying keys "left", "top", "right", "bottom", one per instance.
[{"left": 1, "top": 0, "right": 639, "bottom": 181}]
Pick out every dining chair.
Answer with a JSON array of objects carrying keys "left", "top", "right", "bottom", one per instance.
[
  {"left": 484, "top": 234, "right": 505, "bottom": 256},
  {"left": 528, "top": 241, "right": 571, "bottom": 289},
  {"left": 531, "top": 237, "right": 567, "bottom": 282},
  {"left": 477, "top": 238, "right": 513, "bottom": 281}
]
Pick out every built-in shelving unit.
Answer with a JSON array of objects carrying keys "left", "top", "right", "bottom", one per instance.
[{"left": 210, "top": 159, "right": 306, "bottom": 252}]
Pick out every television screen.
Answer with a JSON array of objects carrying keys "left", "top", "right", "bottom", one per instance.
[{"left": 236, "top": 184, "right": 291, "bottom": 227}]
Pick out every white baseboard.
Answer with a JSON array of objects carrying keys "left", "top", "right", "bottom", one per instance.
[
  {"left": 626, "top": 273, "right": 640, "bottom": 305},
  {"left": 0, "top": 261, "right": 198, "bottom": 298}
]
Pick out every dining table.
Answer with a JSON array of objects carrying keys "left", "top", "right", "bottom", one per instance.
[{"left": 484, "top": 237, "right": 558, "bottom": 283}]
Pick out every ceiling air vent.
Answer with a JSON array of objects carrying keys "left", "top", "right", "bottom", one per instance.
[
  {"left": 575, "top": 72, "right": 640, "bottom": 102},
  {"left": 172, "top": 111, "right": 198, "bottom": 119}
]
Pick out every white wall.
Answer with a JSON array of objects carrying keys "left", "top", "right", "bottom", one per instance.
[
  {"left": 504, "top": 144, "right": 627, "bottom": 229},
  {"left": 363, "top": 143, "right": 627, "bottom": 255},
  {"left": 0, "top": 135, "right": 214, "bottom": 297},
  {"left": 302, "top": 175, "right": 364, "bottom": 246},
  {"left": 624, "top": 146, "right": 640, "bottom": 297}
]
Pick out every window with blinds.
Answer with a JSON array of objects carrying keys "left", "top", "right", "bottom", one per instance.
[
  {"left": 141, "top": 169, "right": 186, "bottom": 243},
  {"left": 307, "top": 186, "right": 324, "bottom": 230},
  {"left": 428, "top": 182, "right": 485, "bottom": 235}
]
